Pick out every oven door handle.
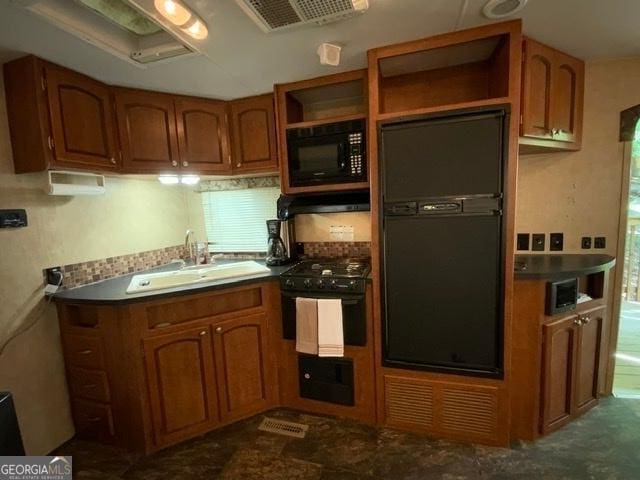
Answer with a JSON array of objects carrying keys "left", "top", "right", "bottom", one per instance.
[{"left": 280, "top": 290, "right": 364, "bottom": 301}]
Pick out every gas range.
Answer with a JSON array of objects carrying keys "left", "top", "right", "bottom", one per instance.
[{"left": 280, "top": 258, "right": 370, "bottom": 294}]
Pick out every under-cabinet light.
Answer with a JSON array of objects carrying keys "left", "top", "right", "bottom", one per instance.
[
  {"left": 180, "top": 175, "right": 200, "bottom": 185},
  {"left": 158, "top": 175, "right": 180, "bottom": 185}
]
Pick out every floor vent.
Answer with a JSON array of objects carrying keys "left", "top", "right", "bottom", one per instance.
[{"left": 258, "top": 417, "right": 309, "bottom": 438}]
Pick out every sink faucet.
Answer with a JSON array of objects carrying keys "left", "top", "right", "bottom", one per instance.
[{"left": 185, "top": 229, "right": 196, "bottom": 264}]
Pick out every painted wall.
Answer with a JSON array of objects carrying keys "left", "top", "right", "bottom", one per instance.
[
  {"left": 0, "top": 74, "right": 196, "bottom": 454},
  {"left": 516, "top": 58, "right": 640, "bottom": 254}
]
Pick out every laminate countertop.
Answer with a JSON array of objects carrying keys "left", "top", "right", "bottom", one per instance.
[
  {"left": 51, "top": 260, "right": 291, "bottom": 305},
  {"left": 514, "top": 254, "right": 616, "bottom": 280}
]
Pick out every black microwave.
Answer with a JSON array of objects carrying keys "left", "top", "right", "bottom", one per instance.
[{"left": 286, "top": 119, "right": 366, "bottom": 187}]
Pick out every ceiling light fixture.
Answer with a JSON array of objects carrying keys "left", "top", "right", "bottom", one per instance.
[
  {"left": 482, "top": 0, "right": 528, "bottom": 19},
  {"left": 153, "top": 0, "right": 208, "bottom": 39}
]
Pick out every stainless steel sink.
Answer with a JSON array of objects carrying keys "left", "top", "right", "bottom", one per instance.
[{"left": 126, "top": 261, "right": 271, "bottom": 294}]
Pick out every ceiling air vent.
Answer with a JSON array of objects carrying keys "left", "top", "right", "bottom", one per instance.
[{"left": 235, "top": 0, "right": 369, "bottom": 33}]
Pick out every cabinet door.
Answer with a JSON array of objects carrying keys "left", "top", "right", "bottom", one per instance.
[
  {"left": 540, "top": 314, "right": 578, "bottom": 434},
  {"left": 45, "top": 66, "right": 118, "bottom": 170},
  {"left": 213, "top": 313, "right": 277, "bottom": 422},
  {"left": 144, "top": 326, "right": 219, "bottom": 447},
  {"left": 230, "top": 94, "right": 278, "bottom": 173},
  {"left": 114, "top": 89, "right": 180, "bottom": 173},
  {"left": 521, "top": 39, "right": 553, "bottom": 139},
  {"left": 551, "top": 52, "right": 584, "bottom": 145},
  {"left": 574, "top": 307, "right": 604, "bottom": 415},
  {"left": 175, "top": 98, "right": 231, "bottom": 174}
]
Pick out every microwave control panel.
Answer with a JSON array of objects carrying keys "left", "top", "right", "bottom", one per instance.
[{"left": 349, "top": 133, "right": 363, "bottom": 175}]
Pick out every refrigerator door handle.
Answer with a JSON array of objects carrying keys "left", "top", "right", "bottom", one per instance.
[
  {"left": 419, "top": 202, "right": 462, "bottom": 214},
  {"left": 384, "top": 202, "right": 417, "bottom": 215}
]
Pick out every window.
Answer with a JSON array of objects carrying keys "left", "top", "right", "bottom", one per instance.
[{"left": 201, "top": 187, "right": 280, "bottom": 253}]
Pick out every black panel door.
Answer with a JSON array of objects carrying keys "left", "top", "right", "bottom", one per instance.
[
  {"left": 381, "top": 111, "right": 505, "bottom": 201},
  {"left": 383, "top": 214, "right": 502, "bottom": 373}
]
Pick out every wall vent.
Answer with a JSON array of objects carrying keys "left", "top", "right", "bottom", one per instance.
[
  {"left": 441, "top": 388, "right": 497, "bottom": 437},
  {"left": 385, "top": 377, "right": 434, "bottom": 428},
  {"left": 235, "top": 0, "right": 369, "bottom": 33}
]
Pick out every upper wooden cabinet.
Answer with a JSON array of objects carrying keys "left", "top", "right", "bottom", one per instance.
[
  {"left": 229, "top": 94, "right": 278, "bottom": 174},
  {"left": 4, "top": 55, "right": 278, "bottom": 176},
  {"left": 114, "top": 89, "right": 180, "bottom": 174},
  {"left": 3, "top": 56, "right": 119, "bottom": 173},
  {"left": 175, "top": 97, "right": 232, "bottom": 174},
  {"left": 520, "top": 38, "right": 584, "bottom": 152}
]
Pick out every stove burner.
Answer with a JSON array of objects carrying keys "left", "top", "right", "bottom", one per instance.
[{"left": 280, "top": 258, "right": 370, "bottom": 294}]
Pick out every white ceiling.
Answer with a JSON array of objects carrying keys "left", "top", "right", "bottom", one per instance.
[{"left": 0, "top": 0, "right": 638, "bottom": 100}]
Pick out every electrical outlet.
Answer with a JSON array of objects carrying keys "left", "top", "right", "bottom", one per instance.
[
  {"left": 329, "top": 225, "right": 354, "bottom": 241},
  {"left": 343, "top": 225, "right": 354, "bottom": 241},
  {"left": 44, "top": 266, "right": 63, "bottom": 287},
  {"left": 532, "top": 233, "right": 545, "bottom": 251},
  {"left": 594, "top": 237, "right": 606, "bottom": 249},
  {"left": 517, "top": 233, "right": 530, "bottom": 251},
  {"left": 581, "top": 237, "right": 592, "bottom": 249},
  {"left": 550, "top": 233, "right": 563, "bottom": 251}
]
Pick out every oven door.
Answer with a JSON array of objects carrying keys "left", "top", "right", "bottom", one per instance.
[
  {"left": 287, "top": 133, "right": 351, "bottom": 186},
  {"left": 281, "top": 290, "right": 366, "bottom": 346}
]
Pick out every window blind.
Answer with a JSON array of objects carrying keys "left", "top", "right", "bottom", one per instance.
[{"left": 201, "top": 187, "right": 280, "bottom": 252}]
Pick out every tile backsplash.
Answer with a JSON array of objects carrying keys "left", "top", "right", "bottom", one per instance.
[
  {"left": 300, "top": 241, "right": 371, "bottom": 259},
  {"left": 49, "top": 245, "right": 188, "bottom": 289}
]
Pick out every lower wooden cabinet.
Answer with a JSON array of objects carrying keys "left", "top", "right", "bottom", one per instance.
[
  {"left": 56, "top": 281, "right": 281, "bottom": 453},
  {"left": 540, "top": 306, "right": 604, "bottom": 434},
  {"left": 213, "top": 313, "right": 277, "bottom": 422},
  {"left": 143, "top": 325, "right": 220, "bottom": 447}
]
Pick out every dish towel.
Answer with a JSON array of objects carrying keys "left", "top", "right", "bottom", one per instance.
[
  {"left": 296, "top": 297, "right": 318, "bottom": 355},
  {"left": 317, "top": 298, "right": 344, "bottom": 357}
]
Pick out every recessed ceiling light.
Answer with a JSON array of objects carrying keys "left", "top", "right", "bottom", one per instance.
[{"left": 482, "top": 0, "right": 528, "bottom": 19}]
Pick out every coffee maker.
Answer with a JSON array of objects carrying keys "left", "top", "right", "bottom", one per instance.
[{"left": 266, "top": 219, "right": 295, "bottom": 266}]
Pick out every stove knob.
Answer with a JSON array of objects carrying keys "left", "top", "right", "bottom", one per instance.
[
  {"left": 349, "top": 280, "right": 357, "bottom": 290},
  {"left": 303, "top": 279, "right": 312, "bottom": 289},
  {"left": 284, "top": 279, "right": 294, "bottom": 288},
  {"left": 316, "top": 279, "right": 325, "bottom": 289},
  {"left": 330, "top": 280, "right": 338, "bottom": 290}
]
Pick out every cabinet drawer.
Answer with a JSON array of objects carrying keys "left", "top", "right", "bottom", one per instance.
[
  {"left": 72, "top": 399, "right": 115, "bottom": 438},
  {"left": 67, "top": 367, "right": 110, "bottom": 402},
  {"left": 62, "top": 334, "right": 105, "bottom": 369}
]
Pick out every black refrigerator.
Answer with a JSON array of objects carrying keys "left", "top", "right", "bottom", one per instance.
[{"left": 380, "top": 107, "right": 508, "bottom": 378}]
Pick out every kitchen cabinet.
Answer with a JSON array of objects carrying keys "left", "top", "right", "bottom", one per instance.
[
  {"left": 229, "top": 94, "right": 278, "bottom": 174},
  {"left": 540, "top": 306, "right": 604, "bottom": 434},
  {"left": 175, "top": 97, "right": 232, "bottom": 174},
  {"left": 520, "top": 38, "right": 584, "bottom": 151},
  {"left": 213, "top": 313, "right": 277, "bottom": 422},
  {"left": 113, "top": 89, "right": 180, "bottom": 173},
  {"left": 3, "top": 56, "right": 119, "bottom": 173},
  {"left": 143, "top": 325, "right": 220, "bottom": 447},
  {"left": 55, "top": 281, "right": 281, "bottom": 453}
]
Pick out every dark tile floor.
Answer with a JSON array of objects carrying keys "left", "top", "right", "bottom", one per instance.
[{"left": 56, "top": 397, "right": 640, "bottom": 479}]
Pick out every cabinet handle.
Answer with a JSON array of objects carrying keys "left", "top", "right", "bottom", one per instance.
[
  {"left": 581, "top": 316, "right": 592, "bottom": 324},
  {"left": 573, "top": 318, "right": 582, "bottom": 325},
  {"left": 237, "top": 162, "right": 242, "bottom": 168},
  {"left": 199, "top": 330, "right": 207, "bottom": 336},
  {"left": 83, "top": 383, "right": 97, "bottom": 389},
  {"left": 81, "top": 415, "right": 101, "bottom": 422},
  {"left": 171, "top": 160, "right": 178, "bottom": 167},
  {"left": 215, "top": 327, "right": 222, "bottom": 333},
  {"left": 182, "top": 161, "right": 189, "bottom": 167},
  {"left": 110, "top": 157, "right": 116, "bottom": 165},
  {"left": 77, "top": 349, "right": 93, "bottom": 355}
]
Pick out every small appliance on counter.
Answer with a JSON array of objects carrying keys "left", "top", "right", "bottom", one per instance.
[{"left": 266, "top": 219, "right": 292, "bottom": 266}]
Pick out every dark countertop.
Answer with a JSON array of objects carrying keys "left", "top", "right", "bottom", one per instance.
[
  {"left": 52, "top": 260, "right": 291, "bottom": 305},
  {"left": 514, "top": 254, "right": 616, "bottom": 280}
]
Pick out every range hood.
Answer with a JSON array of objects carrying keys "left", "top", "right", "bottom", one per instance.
[{"left": 277, "top": 192, "right": 370, "bottom": 219}]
